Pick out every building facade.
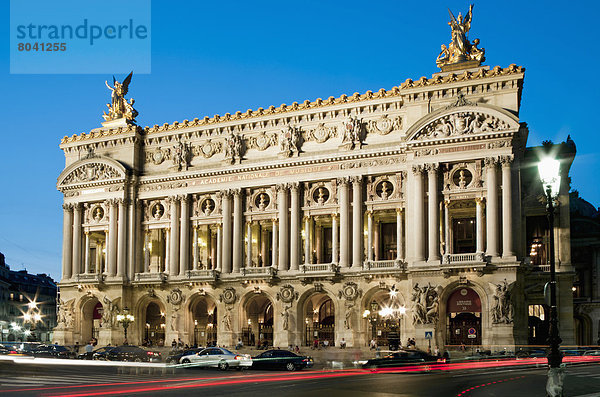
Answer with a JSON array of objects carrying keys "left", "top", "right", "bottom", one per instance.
[{"left": 54, "top": 15, "right": 577, "bottom": 350}]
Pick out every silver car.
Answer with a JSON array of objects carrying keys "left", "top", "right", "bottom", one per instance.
[{"left": 180, "top": 347, "right": 252, "bottom": 370}]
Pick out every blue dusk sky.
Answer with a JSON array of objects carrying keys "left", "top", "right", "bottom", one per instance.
[{"left": 1, "top": 1, "right": 598, "bottom": 280}]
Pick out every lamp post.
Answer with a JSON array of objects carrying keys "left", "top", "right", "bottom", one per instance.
[
  {"left": 370, "top": 301, "right": 379, "bottom": 343},
  {"left": 116, "top": 307, "right": 134, "bottom": 345},
  {"left": 538, "top": 156, "right": 564, "bottom": 395}
]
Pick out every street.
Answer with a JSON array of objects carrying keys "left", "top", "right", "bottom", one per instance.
[{"left": 2, "top": 360, "right": 600, "bottom": 397}]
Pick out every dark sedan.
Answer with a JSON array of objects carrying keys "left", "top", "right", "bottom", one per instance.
[
  {"left": 166, "top": 347, "right": 203, "bottom": 364},
  {"left": 77, "top": 346, "right": 115, "bottom": 360},
  {"left": 104, "top": 345, "right": 162, "bottom": 362},
  {"left": 252, "top": 349, "right": 314, "bottom": 371},
  {"left": 362, "top": 349, "right": 439, "bottom": 369},
  {"left": 30, "top": 344, "right": 76, "bottom": 359}
]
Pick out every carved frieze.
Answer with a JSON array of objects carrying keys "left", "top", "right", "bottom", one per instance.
[
  {"left": 367, "top": 115, "right": 402, "bottom": 135},
  {"left": 62, "top": 163, "right": 121, "bottom": 185},
  {"left": 248, "top": 132, "right": 277, "bottom": 151},
  {"left": 308, "top": 123, "right": 337, "bottom": 143},
  {"left": 416, "top": 111, "right": 510, "bottom": 140}
]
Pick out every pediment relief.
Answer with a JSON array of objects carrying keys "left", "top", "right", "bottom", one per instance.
[
  {"left": 406, "top": 105, "right": 520, "bottom": 142},
  {"left": 58, "top": 157, "right": 127, "bottom": 188}
]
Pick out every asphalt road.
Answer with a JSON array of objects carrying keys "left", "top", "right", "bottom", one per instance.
[{"left": 2, "top": 361, "right": 600, "bottom": 397}]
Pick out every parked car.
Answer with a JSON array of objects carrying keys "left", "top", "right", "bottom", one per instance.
[
  {"left": 515, "top": 349, "right": 546, "bottom": 359},
  {"left": 583, "top": 350, "right": 600, "bottom": 356},
  {"left": 180, "top": 347, "right": 252, "bottom": 370},
  {"left": 166, "top": 348, "right": 203, "bottom": 364},
  {"left": 3, "top": 342, "right": 43, "bottom": 356},
  {"left": 30, "top": 344, "right": 76, "bottom": 359},
  {"left": 251, "top": 349, "right": 314, "bottom": 371},
  {"left": 362, "top": 349, "right": 439, "bottom": 369},
  {"left": 104, "top": 345, "right": 162, "bottom": 362},
  {"left": 76, "top": 346, "right": 115, "bottom": 360}
]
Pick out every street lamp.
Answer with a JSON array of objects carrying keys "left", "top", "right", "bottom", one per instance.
[
  {"left": 370, "top": 301, "right": 379, "bottom": 343},
  {"left": 116, "top": 307, "right": 135, "bottom": 345},
  {"left": 538, "top": 156, "right": 563, "bottom": 394}
]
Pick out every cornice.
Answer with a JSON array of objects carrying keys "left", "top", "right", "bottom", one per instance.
[{"left": 59, "top": 65, "right": 524, "bottom": 145}]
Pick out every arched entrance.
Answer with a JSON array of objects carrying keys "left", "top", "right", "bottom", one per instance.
[
  {"left": 190, "top": 296, "right": 217, "bottom": 347},
  {"left": 81, "top": 297, "right": 102, "bottom": 344},
  {"left": 528, "top": 304, "right": 549, "bottom": 345},
  {"left": 303, "top": 293, "right": 335, "bottom": 347},
  {"left": 446, "top": 287, "right": 482, "bottom": 346},
  {"left": 364, "top": 289, "right": 406, "bottom": 349},
  {"left": 243, "top": 295, "right": 273, "bottom": 347},
  {"left": 143, "top": 302, "right": 166, "bottom": 346}
]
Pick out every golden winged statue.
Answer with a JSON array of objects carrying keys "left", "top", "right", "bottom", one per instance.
[
  {"left": 102, "top": 71, "right": 138, "bottom": 122},
  {"left": 436, "top": 4, "right": 485, "bottom": 70}
]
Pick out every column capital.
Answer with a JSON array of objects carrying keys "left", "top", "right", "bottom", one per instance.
[
  {"left": 275, "top": 183, "right": 289, "bottom": 192},
  {"left": 499, "top": 155, "right": 514, "bottom": 167},
  {"left": 444, "top": 199, "right": 451, "bottom": 207},
  {"left": 425, "top": 163, "right": 440, "bottom": 173},
  {"left": 218, "top": 189, "right": 232, "bottom": 198},
  {"left": 289, "top": 182, "right": 300, "bottom": 191},
  {"left": 350, "top": 175, "right": 362, "bottom": 185},
  {"left": 166, "top": 196, "right": 179, "bottom": 204},
  {"left": 411, "top": 164, "right": 425, "bottom": 174},
  {"left": 396, "top": 208, "right": 404, "bottom": 215},
  {"left": 272, "top": 218, "right": 279, "bottom": 225},
  {"left": 484, "top": 156, "right": 499, "bottom": 167},
  {"left": 232, "top": 188, "right": 242, "bottom": 197},
  {"left": 336, "top": 176, "right": 351, "bottom": 186},
  {"left": 331, "top": 212, "right": 338, "bottom": 220},
  {"left": 62, "top": 203, "right": 75, "bottom": 210},
  {"left": 475, "top": 197, "right": 486, "bottom": 204},
  {"left": 366, "top": 209, "right": 374, "bottom": 217},
  {"left": 303, "top": 215, "right": 310, "bottom": 222}
]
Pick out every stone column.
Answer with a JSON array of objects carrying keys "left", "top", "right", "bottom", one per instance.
[
  {"left": 338, "top": 178, "right": 350, "bottom": 267},
  {"left": 179, "top": 195, "right": 190, "bottom": 276},
  {"left": 127, "top": 198, "right": 136, "bottom": 280},
  {"left": 374, "top": 221, "right": 380, "bottom": 261},
  {"left": 412, "top": 165, "right": 425, "bottom": 262},
  {"left": 62, "top": 204, "right": 73, "bottom": 280},
  {"left": 216, "top": 225, "right": 222, "bottom": 272},
  {"left": 304, "top": 216, "right": 310, "bottom": 265},
  {"left": 277, "top": 184, "right": 289, "bottom": 271},
  {"left": 396, "top": 209, "right": 404, "bottom": 260},
  {"left": 135, "top": 201, "right": 143, "bottom": 274},
  {"left": 485, "top": 157, "right": 499, "bottom": 258},
  {"left": 117, "top": 199, "right": 127, "bottom": 277},
  {"left": 476, "top": 198, "right": 485, "bottom": 254},
  {"left": 84, "top": 231, "right": 90, "bottom": 274},
  {"left": 351, "top": 176, "right": 363, "bottom": 268},
  {"left": 316, "top": 222, "right": 323, "bottom": 264},
  {"left": 221, "top": 191, "right": 232, "bottom": 273},
  {"left": 290, "top": 183, "right": 300, "bottom": 270},
  {"left": 232, "top": 190, "right": 243, "bottom": 273},
  {"left": 165, "top": 229, "right": 170, "bottom": 273},
  {"left": 107, "top": 200, "right": 118, "bottom": 276},
  {"left": 427, "top": 164, "right": 440, "bottom": 263},
  {"left": 210, "top": 227, "right": 216, "bottom": 269},
  {"left": 246, "top": 222, "right": 252, "bottom": 268},
  {"left": 144, "top": 230, "right": 150, "bottom": 272},
  {"left": 444, "top": 200, "right": 450, "bottom": 254},
  {"left": 169, "top": 197, "right": 180, "bottom": 276},
  {"left": 272, "top": 220, "right": 279, "bottom": 268},
  {"left": 72, "top": 204, "right": 82, "bottom": 277},
  {"left": 193, "top": 225, "right": 199, "bottom": 270},
  {"left": 260, "top": 224, "right": 267, "bottom": 266},
  {"left": 501, "top": 155, "right": 515, "bottom": 258},
  {"left": 367, "top": 211, "right": 373, "bottom": 262},
  {"left": 332, "top": 213, "right": 338, "bottom": 264}
]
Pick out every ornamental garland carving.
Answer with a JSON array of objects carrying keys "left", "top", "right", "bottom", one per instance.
[
  {"left": 219, "top": 287, "right": 237, "bottom": 304},
  {"left": 338, "top": 282, "right": 362, "bottom": 301},
  {"left": 340, "top": 156, "right": 403, "bottom": 170},
  {"left": 417, "top": 112, "right": 509, "bottom": 140},
  {"left": 248, "top": 131, "right": 277, "bottom": 151},
  {"left": 167, "top": 288, "right": 184, "bottom": 306},
  {"left": 308, "top": 123, "right": 337, "bottom": 143},
  {"left": 62, "top": 163, "right": 121, "bottom": 185},
  {"left": 190, "top": 139, "right": 221, "bottom": 159},
  {"left": 367, "top": 115, "right": 402, "bottom": 135},
  {"left": 276, "top": 284, "right": 299, "bottom": 304}
]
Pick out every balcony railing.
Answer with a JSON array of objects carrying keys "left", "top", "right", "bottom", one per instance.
[
  {"left": 76, "top": 273, "right": 105, "bottom": 283},
  {"left": 300, "top": 263, "right": 339, "bottom": 275},
  {"left": 185, "top": 269, "right": 220, "bottom": 282},
  {"left": 363, "top": 260, "right": 405, "bottom": 271},
  {"left": 241, "top": 266, "right": 277, "bottom": 278},
  {"left": 442, "top": 253, "right": 485, "bottom": 265},
  {"left": 133, "top": 272, "right": 167, "bottom": 283}
]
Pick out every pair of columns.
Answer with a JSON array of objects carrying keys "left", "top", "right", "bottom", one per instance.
[
  {"left": 366, "top": 209, "right": 405, "bottom": 262},
  {"left": 336, "top": 176, "right": 363, "bottom": 267},
  {"left": 409, "top": 156, "right": 514, "bottom": 263},
  {"left": 61, "top": 198, "right": 128, "bottom": 279}
]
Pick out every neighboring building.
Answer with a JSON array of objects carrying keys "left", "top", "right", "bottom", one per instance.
[
  {"left": 570, "top": 192, "right": 600, "bottom": 345},
  {"left": 0, "top": 253, "right": 58, "bottom": 343},
  {"left": 54, "top": 9, "right": 577, "bottom": 350}
]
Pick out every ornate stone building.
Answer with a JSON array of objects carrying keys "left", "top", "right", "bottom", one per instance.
[{"left": 54, "top": 9, "right": 576, "bottom": 349}]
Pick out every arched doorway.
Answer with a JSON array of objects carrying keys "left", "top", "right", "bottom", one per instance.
[
  {"left": 304, "top": 293, "right": 335, "bottom": 347},
  {"left": 364, "top": 289, "right": 406, "bottom": 349},
  {"left": 528, "top": 304, "right": 549, "bottom": 345},
  {"left": 244, "top": 295, "right": 273, "bottom": 348},
  {"left": 446, "top": 287, "right": 482, "bottom": 346},
  {"left": 190, "top": 296, "right": 217, "bottom": 347},
  {"left": 81, "top": 297, "right": 102, "bottom": 344},
  {"left": 142, "top": 301, "right": 165, "bottom": 346},
  {"left": 574, "top": 314, "right": 591, "bottom": 346}
]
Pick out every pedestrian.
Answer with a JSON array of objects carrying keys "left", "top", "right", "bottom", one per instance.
[
  {"left": 442, "top": 350, "right": 450, "bottom": 362},
  {"left": 434, "top": 346, "right": 440, "bottom": 357},
  {"left": 85, "top": 341, "right": 94, "bottom": 359},
  {"left": 171, "top": 339, "right": 177, "bottom": 349},
  {"left": 236, "top": 338, "right": 243, "bottom": 349},
  {"left": 370, "top": 338, "right": 377, "bottom": 350},
  {"left": 340, "top": 338, "right": 346, "bottom": 349},
  {"left": 74, "top": 341, "right": 80, "bottom": 353},
  {"left": 178, "top": 338, "right": 183, "bottom": 348},
  {"left": 295, "top": 345, "right": 300, "bottom": 354}
]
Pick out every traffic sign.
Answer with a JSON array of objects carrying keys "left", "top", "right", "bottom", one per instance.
[
  {"left": 467, "top": 327, "right": 476, "bottom": 335},
  {"left": 425, "top": 331, "right": 433, "bottom": 339}
]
